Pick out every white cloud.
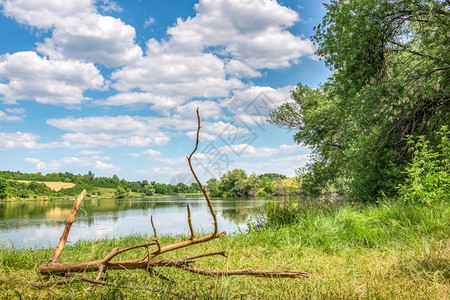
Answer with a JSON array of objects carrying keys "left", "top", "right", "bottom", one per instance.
[
  {"left": 0, "top": 0, "right": 94, "bottom": 29},
  {"left": 166, "top": 0, "right": 316, "bottom": 70},
  {"left": 37, "top": 14, "right": 142, "bottom": 67},
  {"left": 222, "top": 85, "right": 293, "bottom": 125},
  {"left": 128, "top": 148, "right": 162, "bottom": 158},
  {"left": 111, "top": 50, "right": 243, "bottom": 99},
  {"left": 143, "top": 149, "right": 161, "bottom": 156},
  {"left": 0, "top": 132, "right": 39, "bottom": 149},
  {"left": 97, "top": 0, "right": 122, "bottom": 13},
  {"left": 5, "top": 107, "right": 25, "bottom": 115},
  {"left": 143, "top": 17, "right": 155, "bottom": 27},
  {"left": 218, "top": 143, "right": 279, "bottom": 157},
  {"left": 185, "top": 120, "right": 248, "bottom": 141},
  {"left": 94, "top": 160, "right": 118, "bottom": 171},
  {"left": 100, "top": 92, "right": 185, "bottom": 113},
  {"left": 279, "top": 143, "right": 309, "bottom": 153},
  {"left": 174, "top": 100, "right": 222, "bottom": 120},
  {"left": 46, "top": 115, "right": 170, "bottom": 148},
  {"left": 24, "top": 155, "right": 118, "bottom": 172},
  {"left": 0, "top": 51, "right": 104, "bottom": 105},
  {"left": 78, "top": 150, "right": 103, "bottom": 156},
  {"left": 0, "top": 110, "right": 21, "bottom": 121},
  {"left": 1, "top": 0, "right": 141, "bottom": 67},
  {"left": 25, "top": 157, "right": 61, "bottom": 171},
  {"left": 225, "top": 59, "right": 261, "bottom": 78},
  {"left": 0, "top": 131, "right": 66, "bottom": 150}
]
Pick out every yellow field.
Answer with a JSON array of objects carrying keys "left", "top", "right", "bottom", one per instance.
[
  {"left": 14, "top": 180, "right": 75, "bottom": 191},
  {"left": 281, "top": 177, "right": 301, "bottom": 188}
]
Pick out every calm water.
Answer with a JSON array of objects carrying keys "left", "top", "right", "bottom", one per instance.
[{"left": 0, "top": 197, "right": 272, "bottom": 249}]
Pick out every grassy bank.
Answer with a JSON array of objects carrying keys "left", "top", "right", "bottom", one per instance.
[{"left": 0, "top": 200, "right": 448, "bottom": 299}]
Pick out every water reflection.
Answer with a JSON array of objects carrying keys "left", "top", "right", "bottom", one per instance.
[{"left": 0, "top": 197, "right": 271, "bottom": 249}]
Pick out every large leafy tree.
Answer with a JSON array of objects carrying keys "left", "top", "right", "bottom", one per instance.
[{"left": 270, "top": 0, "right": 449, "bottom": 200}]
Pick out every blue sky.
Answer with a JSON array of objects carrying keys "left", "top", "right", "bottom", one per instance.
[{"left": 0, "top": 0, "right": 330, "bottom": 183}]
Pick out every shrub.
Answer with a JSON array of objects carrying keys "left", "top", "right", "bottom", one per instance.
[{"left": 398, "top": 126, "right": 449, "bottom": 205}]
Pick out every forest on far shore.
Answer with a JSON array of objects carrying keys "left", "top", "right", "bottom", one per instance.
[{"left": 0, "top": 169, "right": 292, "bottom": 200}]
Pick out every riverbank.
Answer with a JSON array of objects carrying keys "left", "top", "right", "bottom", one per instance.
[{"left": 0, "top": 199, "right": 448, "bottom": 299}]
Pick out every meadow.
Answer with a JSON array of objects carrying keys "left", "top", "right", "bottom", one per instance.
[{"left": 0, "top": 199, "right": 448, "bottom": 299}]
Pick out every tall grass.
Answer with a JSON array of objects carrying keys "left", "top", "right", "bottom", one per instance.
[{"left": 257, "top": 199, "right": 449, "bottom": 252}]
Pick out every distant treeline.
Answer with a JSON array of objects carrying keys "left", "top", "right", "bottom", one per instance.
[
  {"left": 0, "top": 170, "right": 202, "bottom": 199},
  {"left": 0, "top": 170, "right": 290, "bottom": 199}
]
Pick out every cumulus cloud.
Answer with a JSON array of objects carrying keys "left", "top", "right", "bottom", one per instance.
[
  {"left": 222, "top": 85, "right": 294, "bottom": 125},
  {"left": 279, "top": 143, "right": 309, "bottom": 153},
  {"left": 128, "top": 148, "right": 162, "bottom": 158},
  {"left": 218, "top": 143, "right": 279, "bottom": 157},
  {"left": 0, "top": 131, "right": 66, "bottom": 150},
  {"left": 0, "top": 51, "right": 104, "bottom": 104},
  {"left": 25, "top": 158, "right": 61, "bottom": 171},
  {"left": 100, "top": 92, "right": 185, "bottom": 113},
  {"left": 107, "top": 0, "right": 312, "bottom": 108},
  {"left": 111, "top": 50, "right": 243, "bottom": 100},
  {"left": 37, "top": 14, "right": 142, "bottom": 67},
  {"left": 94, "top": 160, "right": 118, "bottom": 171},
  {"left": 166, "top": 0, "right": 316, "bottom": 69},
  {"left": 0, "top": 110, "right": 22, "bottom": 121},
  {"left": 0, "top": 0, "right": 93, "bottom": 28},
  {"left": 1, "top": 0, "right": 142, "bottom": 67},
  {"left": 46, "top": 115, "right": 170, "bottom": 148},
  {"left": 25, "top": 156, "right": 118, "bottom": 172}
]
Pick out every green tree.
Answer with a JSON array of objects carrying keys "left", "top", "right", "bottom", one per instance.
[
  {"left": 244, "top": 174, "right": 261, "bottom": 197},
  {"left": 143, "top": 183, "right": 155, "bottom": 196},
  {"left": 219, "top": 169, "right": 248, "bottom": 197},
  {"left": 0, "top": 177, "right": 8, "bottom": 199},
  {"left": 206, "top": 178, "right": 221, "bottom": 197},
  {"left": 260, "top": 177, "right": 276, "bottom": 195},
  {"left": 114, "top": 186, "right": 127, "bottom": 199},
  {"left": 270, "top": 0, "right": 449, "bottom": 201}
]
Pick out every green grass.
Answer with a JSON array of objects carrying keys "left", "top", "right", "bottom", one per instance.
[{"left": 0, "top": 200, "right": 448, "bottom": 299}]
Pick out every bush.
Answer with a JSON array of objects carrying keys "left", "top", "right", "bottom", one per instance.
[
  {"left": 398, "top": 126, "right": 449, "bottom": 205},
  {"left": 114, "top": 187, "right": 127, "bottom": 199},
  {"left": 0, "top": 177, "right": 7, "bottom": 199}
]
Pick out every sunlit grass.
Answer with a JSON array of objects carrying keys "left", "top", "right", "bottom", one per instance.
[{"left": 1, "top": 200, "right": 448, "bottom": 299}]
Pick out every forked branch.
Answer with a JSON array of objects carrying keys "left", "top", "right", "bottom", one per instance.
[{"left": 38, "top": 108, "right": 310, "bottom": 285}]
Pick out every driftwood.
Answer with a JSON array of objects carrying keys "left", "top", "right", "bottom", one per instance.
[{"left": 38, "top": 108, "right": 310, "bottom": 284}]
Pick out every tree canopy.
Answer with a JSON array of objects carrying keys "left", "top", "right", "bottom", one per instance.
[{"left": 269, "top": 0, "right": 449, "bottom": 200}]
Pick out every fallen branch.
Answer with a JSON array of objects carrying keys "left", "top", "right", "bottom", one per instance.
[{"left": 37, "top": 108, "right": 310, "bottom": 286}]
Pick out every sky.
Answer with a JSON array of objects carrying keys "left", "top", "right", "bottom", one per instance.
[{"left": 0, "top": 0, "right": 330, "bottom": 184}]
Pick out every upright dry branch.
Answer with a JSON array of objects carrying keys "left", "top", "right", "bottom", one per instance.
[
  {"left": 186, "top": 107, "right": 218, "bottom": 236},
  {"left": 50, "top": 189, "right": 86, "bottom": 263}
]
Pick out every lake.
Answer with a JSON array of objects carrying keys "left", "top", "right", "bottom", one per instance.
[{"left": 0, "top": 196, "right": 273, "bottom": 249}]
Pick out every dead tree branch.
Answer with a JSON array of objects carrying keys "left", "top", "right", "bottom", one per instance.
[{"left": 38, "top": 108, "right": 310, "bottom": 286}]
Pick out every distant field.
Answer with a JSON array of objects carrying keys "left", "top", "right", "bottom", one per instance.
[
  {"left": 14, "top": 180, "right": 75, "bottom": 191},
  {"left": 281, "top": 177, "right": 300, "bottom": 188}
]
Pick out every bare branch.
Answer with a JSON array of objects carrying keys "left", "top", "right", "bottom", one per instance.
[
  {"left": 187, "top": 204, "right": 195, "bottom": 240},
  {"left": 38, "top": 108, "right": 310, "bottom": 286},
  {"left": 186, "top": 107, "right": 218, "bottom": 236},
  {"left": 50, "top": 189, "right": 86, "bottom": 263},
  {"left": 178, "top": 266, "right": 310, "bottom": 279}
]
